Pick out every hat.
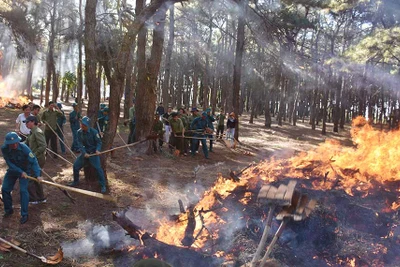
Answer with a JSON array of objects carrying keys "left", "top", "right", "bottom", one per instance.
[
  {"left": 48, "top": 101, "right": 54, "bottom": 106},
  {"left": 100, "top": 103, "right": 106, "bottom": 109},
  {"left": 205, "top": 108, "right": 211, "bottom": 113},
  {"left": 171, "top": 112, "right": 179, "bottom": 117},
  {"left": 57, "top": 103, "right": 62, "bottom": 108},
  {"left": 25, "top": 115, "right": 38, "bottom": 124},
  {"left": 72, "top": 103, "right": 78, "bottom": 107},
  {"left": 103, "top": 107, "right": 109, "bottom": 112},
  {"left": 81, "top": 116, "right": 90, "bottom": 127},
  {"left": 201, "top": 111, "right": 207, "bottom": 117},
  {"left": 191, "top": 107, "right": 198, "bottom": 112},
  {"left": 4, "top": 132, "right": 21, "bottom": 145}
]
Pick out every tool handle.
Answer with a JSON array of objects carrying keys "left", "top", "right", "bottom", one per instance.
[
  {"left": 0, "top": 237, "right": 27, "bottom": 254},
  {"left": 25, "top": 175, "right": 115, "bottom": 202}
]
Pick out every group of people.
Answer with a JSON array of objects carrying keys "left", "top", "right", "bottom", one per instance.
[
  {"left": 2, "top": 100, "right": 237, "bottom": 224},
  {"left": 153, "top": 103, "right": 238, "bottom": 159},
  {"left": 2, "top": 101, "right": 107, "bottom": 224}
]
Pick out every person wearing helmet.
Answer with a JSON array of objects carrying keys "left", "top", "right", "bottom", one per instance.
[
  {"left": 69, "top": 116, "right": 107, "bottom": 193},
  {"left": 70, "top": 103, "right": 82, "bottom": 153},
  {"left": 1, "top": 132, "right": 42, "bottom": 224}
]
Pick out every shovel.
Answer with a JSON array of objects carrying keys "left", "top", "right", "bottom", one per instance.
[{"left": 0, "top": 237, "right": 63, "bottom": 264}]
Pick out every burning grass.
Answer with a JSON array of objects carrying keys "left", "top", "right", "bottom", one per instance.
[{"left": 123, "top": 117, "right": 400, "bottom": 266}]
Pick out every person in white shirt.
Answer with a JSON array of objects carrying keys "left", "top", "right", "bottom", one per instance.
[{"left": 15, "top": 104, "right": 31, "bottom": 142}]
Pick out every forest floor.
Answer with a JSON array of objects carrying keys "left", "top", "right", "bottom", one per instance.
[{"left": 0, "top": 104, "right": 353, "bottom": 267}]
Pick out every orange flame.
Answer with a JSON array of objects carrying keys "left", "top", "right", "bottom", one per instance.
[
  {"left": 153, "top": 116, "right": 399, "bottom": 256},
  {"left": 0, "top": 75, "right": 30, "bottom": 108}
]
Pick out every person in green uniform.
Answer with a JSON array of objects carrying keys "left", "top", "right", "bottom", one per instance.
[
  {"left": 25, "top": 116, "right": 47, "bottom": 204},
  {"left": 169, "top": 112, "right": 185, "bottom": 155},
  {"left": 41, "top": 101, "right": 63, "bottom": 157}
]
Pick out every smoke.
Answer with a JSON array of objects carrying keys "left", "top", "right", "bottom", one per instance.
[{"left": 62, "top": 221, "right": 138, "bottom": 259}]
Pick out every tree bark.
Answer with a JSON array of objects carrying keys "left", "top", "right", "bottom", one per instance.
[
  {"left": 232, "top": 0, "right": 246, "bottom": 141},
  {"left": 136, "top": 2, "right": 168, "bottom": 141},
  {"left": 162, "top": 4, "right": 174, "bottom": 107},
  {"left": 85, "top": 0, "right": 100, "bottom": 121}
]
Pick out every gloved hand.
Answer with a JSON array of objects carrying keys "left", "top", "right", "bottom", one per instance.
[{"left": 21, "top": 172, "right": 27, "bottom": 178}]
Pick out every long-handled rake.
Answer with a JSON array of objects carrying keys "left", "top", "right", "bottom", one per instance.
[{"left": 0, "top": 237, "right": 63, "bottom": 265}]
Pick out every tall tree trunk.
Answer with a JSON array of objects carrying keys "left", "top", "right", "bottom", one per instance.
[
  {"left": 232, "top": 0, "right": 246, "bottom": 141},
  {"left": 45, "top": 1, "right": 57, "bottom": 106},
  {"left": 136, "top": 3, "right": 168, "bottom": 141},
  {"left": 162, "top": 4, "right": 174, "bottom": 107},
  {"left": 123, "top": 47, "right": 135, "bottom": 119},
  {"left": 77, "top": 0, "right": 83, "bottom": 108},
  {"left": 85, "top": 0, "right": 100, "bottom": 120}
]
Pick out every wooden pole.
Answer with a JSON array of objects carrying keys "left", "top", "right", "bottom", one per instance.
[
  {"left": 46, "top": 148, "right": 74, "bottom": 165},
  {"left": 88, "top": 139, "right": 147, "bottom": 157},
  {"left": 25, "top": 175, "right": 115, "bottom": 202},
  {"left": 43, "top": 121, "right": 77, "bottom": 159}
]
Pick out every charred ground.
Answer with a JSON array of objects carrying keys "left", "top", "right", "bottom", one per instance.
[{"left": 0, "top": 106, "right": 352, "bottom": 267}]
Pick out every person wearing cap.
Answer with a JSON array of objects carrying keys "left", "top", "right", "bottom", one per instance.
[
  {"left": 190, "top": 112, "right": 210, "bottom": 159},
  {"left": 1, "top": 132, "right": 42, "bottom": 224},
  {"left": 169, "top": 112, "right": 185, "bottom": 155},
  {"left": 216, "top": 109, "right": 226, "bottom": 139},
  {"left": 69, "top": 103, "right": 82, "bottom": 153},
  {"left": 97, "top": 107, "right": 110, "bottom": 135},
  {"left": 226, "top": 112, "right": 237, "bottom": 148},
  {"left": 205, "top": 108, "right": 215, "bottom": 152},
  {"left": 41, "top": 101, "right": 63, "bottom": 157},
  {"left": 25, "top": 116, "right": 47, "bottom": 204},
  {"left": 15, "top": 104, "right": 31, "bottom": 142},
  {"left": 69, "top": 116, "right": 107, "bottom": 193},
  {"left": 56, "top": 103, "right": 67, "bottom": 155}
]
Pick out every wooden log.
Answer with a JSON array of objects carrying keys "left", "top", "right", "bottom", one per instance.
[
  {"left": 181, "top": 205, "right": 196, "bottom": 247},
  {"left": 112, "top": 210, "right": 222, "bottom": 267}
]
